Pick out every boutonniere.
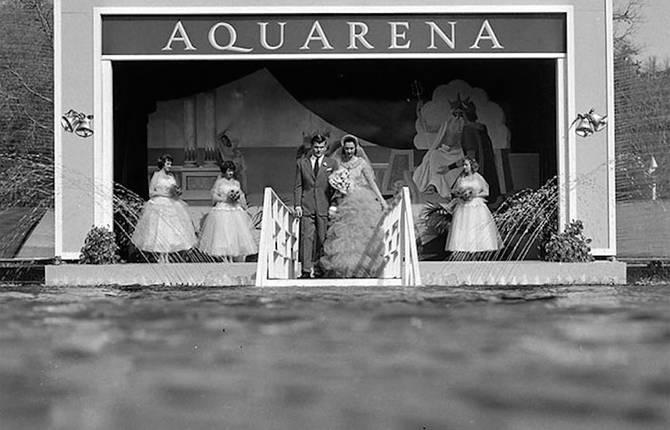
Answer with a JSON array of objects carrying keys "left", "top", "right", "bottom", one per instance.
[{"left": 326, "top": 167, "right": 333, "bottom": 172}]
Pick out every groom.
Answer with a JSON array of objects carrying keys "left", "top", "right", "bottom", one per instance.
[{"left": 294, "top": 134, "right": 338, "bottom": 278}]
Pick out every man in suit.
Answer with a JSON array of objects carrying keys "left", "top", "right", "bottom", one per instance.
[{"left": 294, "top": 134, "right": 338, "bottom": 278}]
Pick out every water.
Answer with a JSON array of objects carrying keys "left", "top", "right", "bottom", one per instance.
[{"left": 1, "top": 284, "right": 669, "bottom": 430}]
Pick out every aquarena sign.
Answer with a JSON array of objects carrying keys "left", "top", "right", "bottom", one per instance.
[{"left": 101, "top": 13, "right": 566, "bottom": 55}]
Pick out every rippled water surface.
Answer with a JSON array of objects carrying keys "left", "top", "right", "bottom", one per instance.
[{"left": 1, "top": 284, "right": 669, "bottom": 430}]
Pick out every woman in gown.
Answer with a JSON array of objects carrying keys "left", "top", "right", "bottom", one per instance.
[
  {"left": 198, "top": 160, "right": 258, "bottom": 261},
  {"left": 131, "top": 153, "right": 197, "bottom": 263},
  {"left": 446, "top": 157, "right": 502, "bottom": 252},
  {"left": 320, "top": 135, "right": 388, "bottom": 278},
  {"left": 198, "top": 160, "right": 257, "bottom": 261}
]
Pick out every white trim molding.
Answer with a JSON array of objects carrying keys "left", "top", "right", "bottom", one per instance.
[
  {"left": 605, "top": 0, "right": 617, "bottom": 256},
  {"left": 54, "top": 0, "right": 63, "bottom": 258},
  {"left": 94, "top": 5, "right": 575, "bottom": 15},
  {"left": 101, "top": 53, "right": 567, "bottom": 61},
  {"left": 93, "top": 9, "right": 105, "bottom": 228},
  {"left": 556, "top": 58, "right": 567, "bottom": 231},
  {"left": 566, "top": 6, "right": 577, "bottom": 224},
  {"left": 101, "top": 60, "right": 114, "bottom": 229}
]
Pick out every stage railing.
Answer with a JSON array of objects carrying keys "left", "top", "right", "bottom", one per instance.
[
  {"left": 255, "top": 186, "right": 421, "bottom": 287},
  {"left": 381, "top": 187, "right": 422, "bottom": 286},
  {"left": 255, "top": 187, "right": 300, "bottom": 286}
]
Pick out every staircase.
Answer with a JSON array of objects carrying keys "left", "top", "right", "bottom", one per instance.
[{"left": 255, "top": 187, "right": 421, "bottom": 287}]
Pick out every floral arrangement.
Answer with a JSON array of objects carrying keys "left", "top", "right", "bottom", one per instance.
[
  {"left": 168, "top": 183, "right": 181, "bottom": 198},
  {"left": 329, "top": 167, "right": 352, "bottom": 194},
  {"left": 453, "top": 188, "right": 473, "bottom": 202}
]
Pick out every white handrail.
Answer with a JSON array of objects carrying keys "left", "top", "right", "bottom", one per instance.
[
  {"left": 380, "top": 187, "right": 421, "bottom": 286},
  {"left": 255, "top": 187, "right": 300, "bottom": 286},
  {"left": 256, "top": 186, "right": 421, "bottom": 286},
  {"left": 402, "top": 187, "right": 422, "bottom": 286}
]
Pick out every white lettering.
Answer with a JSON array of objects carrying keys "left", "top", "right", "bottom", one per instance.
[
  {"left": 161, "top": 21, "right": 196, "bottom": 51},
  {"left": 347, "top": 22, "right": 374, "bottom": 50},
  {"left": 258, "top": 22, "right": 286, "bottom": 50},
  {"left": 389, "top": 22, "right": 411, "bottom": 49},
  {"left": 426, "top": 21, "right": 456, "bottom": 49},
  {"left": 208, "top": 22, "right": 253, "bottom": 53},
  {"left": 299, "top": 20, "right": 334, "bottom": 50},
  {"left": 469, "top": 19, "right": 504, "bottom": 49}
]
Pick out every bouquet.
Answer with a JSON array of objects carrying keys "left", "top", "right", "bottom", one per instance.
[
  {"left": 454, "top": 188, "right": 473, "bottom": 202},
  {"left": 329, "top": 167, "right": 352, "bottom": 194},
  {"left": 228, "top": 189, "right": 241, "bottom": 202},
  {"left": 168, "top": 184, "right": 181, "bottom": 198}
]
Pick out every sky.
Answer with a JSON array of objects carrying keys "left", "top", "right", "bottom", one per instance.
[{"left": 631, "top": 1, "right": 670, "bottom": 61}]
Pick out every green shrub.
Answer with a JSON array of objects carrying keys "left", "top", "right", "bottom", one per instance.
[
  {"left": 543, "top": 220, "right": 594, "bottom": 262},
  {"left": 80, "top": 226, "right": 120, "bottom": 264}
]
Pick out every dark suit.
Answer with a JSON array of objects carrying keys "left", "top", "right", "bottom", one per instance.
[{"left": 294, "top": 155, "right": 338, "bottom": 273}]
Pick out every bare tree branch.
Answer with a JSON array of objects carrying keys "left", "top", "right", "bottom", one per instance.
[
  {"left": 613, "top": 0, "right": 645, "bottom": 42},
  {"left": 613, "top": 0, "right": 646, "bottom": 60},
  {"left": 29, "top": 0, "right": 53, "bottom": 42},
  {"left": 4, "top": 64, "right": 53, "bottom": 103},
  {"left": 0, "top": 81, "right": 50, "bottom": 131}
]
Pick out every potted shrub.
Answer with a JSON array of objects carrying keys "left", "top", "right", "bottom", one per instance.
[
  {"left": 543, "top": 219, "right": 594, "bottom": 262},
  {"left": 80, "top": 226, "right": 120, "bottom": 264}
]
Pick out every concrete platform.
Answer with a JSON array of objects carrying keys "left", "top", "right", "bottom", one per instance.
[
  {"left": 420, "top": 261, "right": 626, "bottom": 286},
  {"left": 45, "top": 262, "right": 255, "bottom": 287},
  {"left": 45, "top": 261, "right": 627, "bottom": 287}
]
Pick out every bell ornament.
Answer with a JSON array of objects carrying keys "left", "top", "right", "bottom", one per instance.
[
  {"left": 588, "top": 110, "right": 608, "bottom": 132},
  {"left": 574, "top": 116, "right": 594, "bottom": 137},
  {"left": 61, "top": 109, "right": 81, "bottom": 133},
  {"left": 74, "top": 115, "right": 94, "bottom": 138}
]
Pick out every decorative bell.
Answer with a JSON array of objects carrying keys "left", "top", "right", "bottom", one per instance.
[
  {"left": 571, "top": 108, "right": 608, "bottom": 137},
  {"left": 574, "top": 116, "right": 594, "bottom": 137},
  {"left": 74, "top": 115, "right": 94, "bottom": 137},
  {"left": 588, "top": 110, "right": 608, "bottom": 132},
  {"left": 61, "top": 109, "right": 81, "bottom": 132}
]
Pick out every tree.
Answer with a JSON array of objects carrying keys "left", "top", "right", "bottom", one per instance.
[
  {"left": 0, "top": 0, "right": 53, "bottom": 156},
  {"left": 613, "top": 0, "right": 644, "bottom": 61}
]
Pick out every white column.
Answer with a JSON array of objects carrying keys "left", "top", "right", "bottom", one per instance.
[
  {"left": 100, "top": 60, "right": 113, "bottom": 229},
  {"left": 556, "top": 58, "right": 568, "bottom": 232},
  {"left": 183, "top": 96, "right": 197, "bottom": 166}
]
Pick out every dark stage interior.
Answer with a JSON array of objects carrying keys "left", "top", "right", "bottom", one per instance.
[{"left": 113, "top": 59, "right": 557, "bottom": 198}]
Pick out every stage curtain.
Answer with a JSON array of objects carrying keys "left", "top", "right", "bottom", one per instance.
[{"left": 270, "top": 66, "right": 417, "bottom": 150}]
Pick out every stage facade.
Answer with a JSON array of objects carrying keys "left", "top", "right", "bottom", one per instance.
[{"left": 54, "top": 0, "right": 616, "bottom": 260}]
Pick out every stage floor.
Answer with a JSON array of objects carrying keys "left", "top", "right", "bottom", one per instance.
[{"left": 45, "top": 261, "right": 626, "bottom": 287}]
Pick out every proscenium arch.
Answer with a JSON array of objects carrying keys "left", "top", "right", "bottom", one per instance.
[{"left": 88, "top": 6, "right": 574, "bottom": 254}]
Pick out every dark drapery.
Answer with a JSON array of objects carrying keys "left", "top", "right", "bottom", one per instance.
[{"left": 270, "top": 61, "right": 419, "bottom": 149}]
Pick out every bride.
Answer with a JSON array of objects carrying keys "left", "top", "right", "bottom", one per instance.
[{"left": 319, "top": 135, "right": 388, "bottom": 278}]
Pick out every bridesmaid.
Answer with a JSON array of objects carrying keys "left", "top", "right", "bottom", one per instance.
[
  {"left": 131, "top": 153, "right": 197, "bottom": 263},
  {"left": 446, "top": 157, "right": 502, "bottom": 253},
  {"left": 198, "top": 160, "right": 258, "bottom": 262}
]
